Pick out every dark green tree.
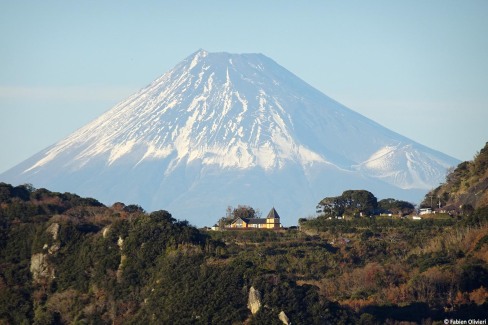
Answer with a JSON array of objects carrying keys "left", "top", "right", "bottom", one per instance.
[
  {"left": 317, "top": 190, "right": 378, "bottom": 217},
  {"left": 378, "top": 198, "right": 415, "bottom": 216},
  {"left": 232, "top": 205, "right": 258, "bottom": 219}
]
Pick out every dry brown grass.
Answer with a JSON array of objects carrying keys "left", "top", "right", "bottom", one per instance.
[{"left": 410, "top": 224, "right": 488, "bottom": 256}]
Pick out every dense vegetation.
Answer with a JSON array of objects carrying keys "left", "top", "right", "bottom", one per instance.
[
  {"left": 0, "top": 143, "right": 487, "bottom": 324},
  {"left": 316, "top": 190, "right": 415, "bottom": 218},
  {"left": 422, "top": 141, "right": 488, "bottom": 212},
  {"left": 299, "top": 213, "right": 488, "bottom": 320},
  {"left": 1, "top": 183, "right": 487, "bottom": 324},
  {"left": 0, "top": 183, "right": 354, "bottom": 324}
]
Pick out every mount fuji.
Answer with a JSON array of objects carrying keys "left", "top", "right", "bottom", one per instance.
[{"left": 1, "top": 50, "right": 459, "bottom": 226}]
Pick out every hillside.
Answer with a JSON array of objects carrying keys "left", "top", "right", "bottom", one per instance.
[
  {"left": 0, "top": 183, "right": 354, "bottom": 324},
  {"left": 1, "top": 182, "right": 487, "bottom": 324},
  {"left": 421, "top": 141, "right": 488, "bottom": 213}
]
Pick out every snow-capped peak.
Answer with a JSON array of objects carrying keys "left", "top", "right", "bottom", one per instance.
[
  {"left": 2, "top": 50, "right": 460, "bottom": 226},
  {"left": 25, "top": 50, "right": 334, "bottom": 173}
]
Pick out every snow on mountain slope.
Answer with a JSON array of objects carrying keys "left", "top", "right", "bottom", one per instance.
[
  {"left": 354, "top": 144, "right": 454, "bottom": 189},
  {"left": 0, "top": 50, "right": 459, "bottom": 226}
]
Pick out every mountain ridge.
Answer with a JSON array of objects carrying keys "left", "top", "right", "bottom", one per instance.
[{"left": 0, "top": 49, "right": 459, "bottom": 225}]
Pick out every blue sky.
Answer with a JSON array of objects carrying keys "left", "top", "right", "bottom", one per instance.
[{"left": 1, "top": 1, "right": 487, "bottom": 173}]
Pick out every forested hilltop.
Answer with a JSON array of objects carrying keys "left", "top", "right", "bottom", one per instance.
[
  {"left": 0, "top": 143, "right": 488, "bottom": 324},
  {"left": 0, "top": 183, "right": 354, "bottom": 324},
  {"left": 422, "top": 141, "right": 488, "bottom": 213}
]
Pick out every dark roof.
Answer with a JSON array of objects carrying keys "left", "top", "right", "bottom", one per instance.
[
  {"left": 232, "top": 217, "right": 267, "bottom": 225},
  {"left": 266, "top": 207, "right": 280, "bottom": 219},
  {"left": 246, "top": 218, "right": 267, "bottom": 224},
  {"left": 232, "top": 208, "right": 280, "bottom": 225}
]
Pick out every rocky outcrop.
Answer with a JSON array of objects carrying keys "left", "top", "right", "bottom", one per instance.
[
  {"left": 116, "top": 236, "right": 125, "bottom": 283},
  {"left": 116, "top": 254, "right": 126, "bottom": 283},
  {"left": 48, "top": 243, "right": 60, "bottom": 255},
  {"left": 247, "top": 286, "right": 262, "bottom": 315},
  {"left": 279, "top": 310, "right": 290, "bottom": 325},
  {"left": 102, "top": 226, "right": 111, "bottom": 238},
  {"left": 30, "top": 253, "right": 54, "bottom": 284},
  {"left": 46, "top": 223, "right": 60, "bottom": 240},
  {"left": 43, "top": 223, "right": 61, "bottom": 255}
]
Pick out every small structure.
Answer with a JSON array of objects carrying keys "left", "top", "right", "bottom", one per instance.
[
  {"left": 229, "top": 207, "right": 282, "bottom": 229},
  {"left": 438, "top": 204, "right": 461, "bottom": 216},
  {"left": 419, "top": 208, "right": 432, "bottom": 215}
]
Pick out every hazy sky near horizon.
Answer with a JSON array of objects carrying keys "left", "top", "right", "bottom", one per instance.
[{"left": 1, "top": 1, "right": 487, "bottom": 174}]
